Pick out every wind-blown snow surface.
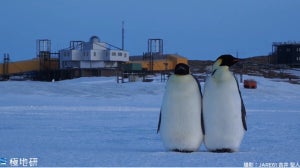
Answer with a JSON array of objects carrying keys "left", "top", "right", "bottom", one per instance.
[{"left": 0, "top": 76, "right": 300, "bottom": 167}]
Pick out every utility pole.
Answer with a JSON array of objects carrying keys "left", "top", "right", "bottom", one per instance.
[{"left": 122, "top": 21, "right": 125, "bottom": 50}]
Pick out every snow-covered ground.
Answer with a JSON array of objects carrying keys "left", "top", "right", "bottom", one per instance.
[{"left": 0, "top": 75, "right": 300, "bottom": 167}]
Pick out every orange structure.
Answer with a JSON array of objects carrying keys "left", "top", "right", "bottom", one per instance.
[
  {"left": 129, "top": 54, "right": 188, "bottom": 72},
  {"left": 0, "top": 58, "right": 59, "bottom": 75},
  {"left": 244, "top": 79, "right": 257, "bottom": 89},
  {"left": 0, "top": 57, "right": 59, "bottom": 80}
]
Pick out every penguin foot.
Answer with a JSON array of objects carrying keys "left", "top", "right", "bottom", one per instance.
[
  {"left": 211, "top": 148, "right": 234, "bottom": 153},
  {"left": 172, "top": 149, "right": 194, "bottom": 153}
]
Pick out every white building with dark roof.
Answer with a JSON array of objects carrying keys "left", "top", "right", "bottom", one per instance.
[{"left": 59, "top": 36, "right": 129, "bottom": 69}]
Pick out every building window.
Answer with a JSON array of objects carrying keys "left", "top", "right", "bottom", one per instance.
[
  {"left": 286, "top": 48, "right": 291, "bottom": 52},
  {"left": 112, "top": 52, "right": 116, "bottom": 56},
  {"left": 94, "top": 52, "right": 96, "bottom": 56},
  {"left": 124, "top": 53, "right": 127, "bottom": 57},
  {"left": 118, "top": 52, "right": 122, "bottom": 56}
]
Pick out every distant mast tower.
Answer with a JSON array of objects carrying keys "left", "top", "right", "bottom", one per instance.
[{"left": 122, "top": 21, "right": 125, "bottom": 50}]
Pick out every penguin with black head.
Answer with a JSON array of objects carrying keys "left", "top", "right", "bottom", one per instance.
[
  {"left": 157, "top": 63, "right": 203, "bottom": 152},
  {"left": 203, "top": 54, "right": 247, "bottom": 153}
]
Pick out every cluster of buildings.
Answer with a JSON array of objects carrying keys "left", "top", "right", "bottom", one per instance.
[
  {"left": 0, "top": 36, "right": 187, "bottom": 81},
  {"left": 0, "top": 34, "right": 299, "bottom": 81}
]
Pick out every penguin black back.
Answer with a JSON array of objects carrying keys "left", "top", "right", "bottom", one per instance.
[{"left": 174, "top": 63, "right": 189, "bottom": 75}]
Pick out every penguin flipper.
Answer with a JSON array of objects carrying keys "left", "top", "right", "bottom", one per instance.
[
  {"left": 201, "top": 107, "right": 205, "bottom": 135},
  {"left": 241, "top": 97, "right": 247, "bottom": 131},
  {"left": 192, "top": 75, "right": 203, "bottom": 96},
  {"left": 192, "top": 75, "right": 205, "bottom": 134},
  {"left": 157, "top": 109, "right": 161, "bottom": 133},
  {"left": 235, "top": 77, "right": 247, "bottom": 131}
]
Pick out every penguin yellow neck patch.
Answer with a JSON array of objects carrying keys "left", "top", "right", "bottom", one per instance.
[{"left": 213, "top": 59, "right": 222, "bottom": 70}]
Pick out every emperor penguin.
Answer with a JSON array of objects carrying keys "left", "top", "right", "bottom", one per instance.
[
  {"left": 157, "top": 63, "right": 203, "bottom": 152},
  {"left": 203, "top": 54, "right": 247, "bottom": 152}
]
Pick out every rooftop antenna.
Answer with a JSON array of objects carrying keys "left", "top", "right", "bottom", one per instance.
[{"left": 122, "top": 21, "right": 125, "bottom": 50}]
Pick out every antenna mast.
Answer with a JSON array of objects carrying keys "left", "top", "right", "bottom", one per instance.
[{"left": 122, "top": 21, "right": 125, "bottom": 50}]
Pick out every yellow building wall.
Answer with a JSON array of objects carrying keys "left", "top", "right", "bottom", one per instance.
[
  {"left": 130, "top": 54, "right": 188, "bottom": 71},
  {"left": 0, "top": 58, "right": 59, "bottom": 75},
  {"left": 0, "top": 59, "right": 39, "bottom": 75}
]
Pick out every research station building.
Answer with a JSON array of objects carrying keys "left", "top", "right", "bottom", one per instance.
[{"left": 59, "top": 36, "right": 129, "bottom": 69}]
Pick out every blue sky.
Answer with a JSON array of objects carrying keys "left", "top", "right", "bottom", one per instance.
[{"left": 0, "top": 0, "right": 300, "bottom": 61}]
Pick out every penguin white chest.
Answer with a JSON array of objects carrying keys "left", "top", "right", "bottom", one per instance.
[
  {"left": 203, "top": 72, "right": 245, "bottom": 152},
  {"left": 159, "top": 75, "right": 203, "bottom": 152}
]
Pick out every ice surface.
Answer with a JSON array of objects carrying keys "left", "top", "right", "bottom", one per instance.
[{"left": 0, "top": 76, "right": 300, "bottom": 167}]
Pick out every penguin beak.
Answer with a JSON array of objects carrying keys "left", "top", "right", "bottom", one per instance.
[
  {"left": 231, "top": 57, "right": 244, "bottom": 66},
  {"left": 235, "top": 58, "right": 249, "bottom": 64},
  {"left": 225, "top": 58, "right": 239, "bottom": 67},
  {"left": 225, "top": 57, "right": 239, "bottom": 67},
  {"left": 218, "top": 55, "right": 241, "bottom": 67},
  {"left": 233, "top": 58, "right": 239, "bottom": 64}
]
